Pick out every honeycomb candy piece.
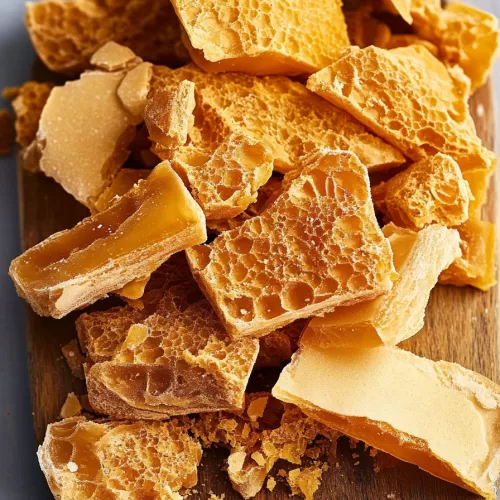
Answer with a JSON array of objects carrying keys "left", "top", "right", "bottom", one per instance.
[
  {"left": 38, "top": 416, "right": 202, "bottom": 499},
  {"left": 151, "top": 64, "right": 405, "bottom": 173},
  {"left": 386, "top": 34, "right": 439, "bottom": 56},
  {"left": 25, "top": 0, "right": 188, "bottom": 74},
  {"left": 10, "top": 81, "right": 53, "bottom": 148},
  {"left": 372, "top": 154, "right": 472, "bottom": 230},
  {"left": 193, "top": 393, "right": 338, "bottom": 498},
  {"left": 307, "top": 45, "right": 496, "bottom": 173},
  {"left": 145, "top": 80, "right": 196, "bottom": 150},
  {"left": 77, "top": 254, "right": 193, "bottom": 361},
  {"left": 412, "top": 2, "right": 500, "bottom": 91},
  {"left": 171, "top": 0, "right": 349, "bottom": 76},
  {"left": 92, "top": 168, "right": 150, "bottom": 213},
  {"left": 463, "top": 168, "right": 493, "bottom": 218},
  {"left": 61, "top": 339, "right": 85, "bottom": 379},
  {"left": 345, "top": 3, "right": 392, "bottom": 49},
  {"left": 117, "top": 62, "right": 153, "bottom": 122},
  {"left": 274, "top": 344, "right": 500, "bottom": 499},
  {"left": 256, "top": 319, "right": 306, "bottom": 369},
  {"left": 0, "top": 109, "right": 14, "bottom": 156},
  {"left": 287, "top": 465, "right": 323, "bottom": 500},
  {"left": 78, "top": 257, "right": 259, "bottom": 419},
  {"left": 37, "top": 69, "right": 139, "bottom": 206},
  {"left": 187, "top": 150, "right": 396, "bottom": 338},
  {"left": 9, "top": 162, "right": 206, "bottom": 318},
  {"left": 303, "top": 224, "right": 461, "bottom": 349},
  {"left": 439, "top": 219, "right": 496, "bottom": 291},
  {"left": 59, "top": 393, "right": 82, "bottom": 418},
  {"left": 172, "top": 133, "right": 273, "bottom": 220}
]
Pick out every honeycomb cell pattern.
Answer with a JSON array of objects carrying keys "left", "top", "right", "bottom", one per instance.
[
  {"left": 172, "top": 133, "right": 274, "bottom": 220},
  {"left": 25, "top": 0, "right": 189, "bottom": 74},
  {"left": 79, "top": 255, "right": 259, "bottom": 419},
  {"left": 412, "top": 1, "right": 500, "bottom": 90},
  {"left": 171, "top": 0, "right": 349, "bottom": 75},
  {"left": 372, "top": 153, "right": 472, "bottom": 231},
  {"left": 144, "top": 80, "right": 196, "bottom": 150},
  {"left": 307, "top": 45, "right": 496, "bottom": 174},
  {"left": 151, "top": 64, "right": 405, "bottom": 173},
  {"left": 187, "top": 150, "right": 396, "bottom": 338},
  {"left": 38, "top": 416, "right": 202, "bottom": 500}
]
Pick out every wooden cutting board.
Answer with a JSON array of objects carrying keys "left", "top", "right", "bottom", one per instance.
[{"left": 18, "top": 79, "right": 497, "bottom": 499}]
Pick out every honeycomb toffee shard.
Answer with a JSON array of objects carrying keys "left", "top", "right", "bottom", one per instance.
[
  {"left": 145, "top": 79, "right": 196, "bottom": 150},
  {"left": 171, "top": 0, "right": 349, "bottom": 75},
  {"left": 273, "top": 345, "right": 500, "bottom": 499},
  {"left": 412, "top": 1, "right": 500, "bottom": 90},
  {"left": 9, "top": 162, "right": 206, "bottom": 318},
  {"left": 151, "top": 64, "right": 405, "bottom": 173},
  {"left": 172, "top": 133, "right": 274, "bottom": 220},
  {"left": 187, "top": 150, "right": 396, "bottom": 338},
  {"left": 303, "top": 224, "right": 461, "bottom": 348},
  {"left": 307, "top": 45, "right": 496, "bottom": 173},
  {"left": 37, "top": 69, "right": 137, "bottom": 206},
  {"left": 77, "top": 256, "right": 259, "bottom": 419},
  {"left": 439, "top": 218, "right": 497, "bottom": 291},
  {"left": 25, "top": 0, "right": 188, "bottom": 74},
  {"left": 372, "top": 154, "right": 472, "bottom": 230},
  {"left": 38, "top": 417, "right": 202, "bottom": 499}
]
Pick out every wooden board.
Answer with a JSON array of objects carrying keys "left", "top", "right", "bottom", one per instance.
[{"left": 18, "top": 80, "right": 497, "bottom": 499}]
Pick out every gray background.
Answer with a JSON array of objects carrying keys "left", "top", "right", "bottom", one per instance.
[{"left": 0, "top": 1, "right": 498, "bottom": 498}]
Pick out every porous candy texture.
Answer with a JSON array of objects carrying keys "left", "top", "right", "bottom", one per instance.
[
  {"left": 172, "top": 133, "right": 274, "bottom": 220},
  {"left": 412, "top": 1, "right": 500, "bottom": 91},
  {"left": 151, "top": 64, "right": 405, "bottom": 174},
  {"left": 78, "top": 255, "right": 259, "bottom": 419},
  {"left": 439, "top": 219, "right": 497, "bottom": 292},
  {"left": 192, "top": 393, "right": 337, "bottom": 498},
  {"left": 171, "top": 0, "right": 349, "bottom": 75},
  {"left": 144, "top": 80, "right": 196, "bottom": 150},
  {"left": 307, "top": 45, "right": 496, "bottom": 173},
  {"left": 372, "top": 153, "right": 472, "bottom": 230},
  {"left": 187, "top": 150, "right": 396, "bottom": 338},
  {"left": 11, "top": 81, "right": 53, "bottom": 148},
  {"left": 38, "top": 417, "right": 202, "bottom": 500},
  {"left": 25, "top": 0, "right": 189, "bottom": 74}
]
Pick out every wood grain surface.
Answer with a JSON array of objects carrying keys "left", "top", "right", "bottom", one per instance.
[{"left": 19, "top": 80, "right": 497, "bottom": 499}]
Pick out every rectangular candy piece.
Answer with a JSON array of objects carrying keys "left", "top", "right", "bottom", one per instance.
[
  {"left": 439, "top": 219, "right": 497, "bottom": 291},
  {"left": 372, "top": 153, "right": 472, "bottom": 230},
  {"left": 171, "top": 0, "right": 349, "bottom": 76},
  {"left": 78, "top": 258, "right": 259, "bottom": 419},
  {"left": 9, "top": 161, "right": 206, "bottom": 318},
  {"left": 187, "top": 150, "right": 396, "bottom": 338},
  {"left": 307, "top": 45, "right": 496, "bottom": 173},
  {"left": 273, "top": 345, "right": 500, "bottom": 499},
  {"left": 303, "top": 224, "right": 461, "bottom": 348},
  {"left": 151, "top": 64, "right": 405, "bottom": 173},
  {"left": 38, "top": 417, "right": 202, "bottom": 499}
]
